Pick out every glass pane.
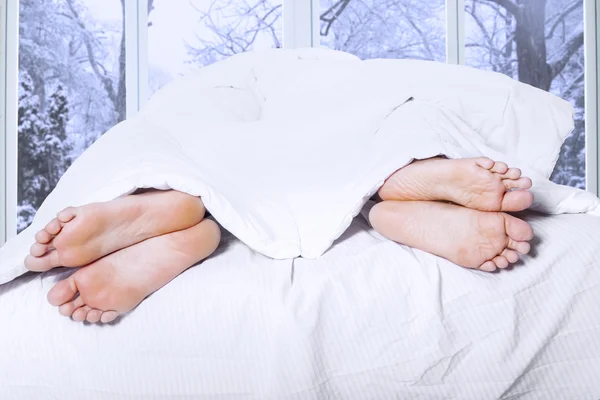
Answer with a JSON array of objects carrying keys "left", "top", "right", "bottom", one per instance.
[
  {"left": 148, "top": 0, "right": 283, "bottom": 96},
  {"left": 465, "top": 0, "right": 585, "bottom": 189},
  {"left": 319, "top": 0, "right": 446, "bottom": 62},
  {"left": 18, "top": 0, "right": 125, "bottom": 232}
]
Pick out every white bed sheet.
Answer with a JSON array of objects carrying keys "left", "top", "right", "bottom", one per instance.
[{"left": 1, "top": 204, "right": 599, "bottom": 399}]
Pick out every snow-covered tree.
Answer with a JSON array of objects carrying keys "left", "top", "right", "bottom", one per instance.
[
  {"left": 45, "top": 85, "right": 73, "bottom": 189},
  {"left": 18, "top": 71, "right": 48, "bottom": 212},
  {"left": 17, "top": 75, "right": 71, "bottom": 231},
  {"left": 19, "top": 0, "right": 122, "bottom": 137}
]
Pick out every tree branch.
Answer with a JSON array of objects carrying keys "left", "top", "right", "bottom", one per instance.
[
  {"left": 483, "top": 0, "right": 521, "bottom": 18},
  {"left": 187, "top": 0, "right": 281, "bottom": 64},
  {"left": 399, "top": 5, "right": 434, "bottom": 61},
  {"left": 467, "top": 3, "right": 496, "bottom": 54},
  {"left": 546, "top": 0, "right": 581, "bottom": 39},
  {"left": 320, "top": 0, "right": 352, "bottom": 36},
  {"left": 549, "top": 27, "right": 584, "bottom": 79},
  {"left": 64, "top": 0, "right": 117, "bottom": 106},
  {"left": 561, "top": 71, "right": 584, "bottom": 98}
]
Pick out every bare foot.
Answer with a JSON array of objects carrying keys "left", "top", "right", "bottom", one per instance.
[
  {"left": 46, "top": 219, "right": 221, "bottom": 323},
  {"left": 378, "top": 157, "right": 534, "bottom": 212},
  {"left": 369, "top": 200, "right": 534, "bottom": 272},
  {"left": 25, "top": 191, "right": 205, "bottom": 272}
]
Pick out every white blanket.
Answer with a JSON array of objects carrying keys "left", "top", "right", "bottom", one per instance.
[
  {"left": 1, "top": 47, "right": 599, "bottom": 285},
  {"left": 1, "top": 208, "right": 599, "bottom": 399}
]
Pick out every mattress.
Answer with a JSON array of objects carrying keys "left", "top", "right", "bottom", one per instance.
[{"left": 1, "top": 202, "right": 599, "bottom": 399}]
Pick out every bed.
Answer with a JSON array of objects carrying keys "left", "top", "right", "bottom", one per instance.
[
  {"left": 1, "top": 48, "right": 600, "bottom": 399},
  {"left": 1, "top": 202, "right": 600, "bottom": 399}
]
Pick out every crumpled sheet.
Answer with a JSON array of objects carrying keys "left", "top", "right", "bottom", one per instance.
[{"left": 0, "top": 207, "right": 599, "bottom": 399}]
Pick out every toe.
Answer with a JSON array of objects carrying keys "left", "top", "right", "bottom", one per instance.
[
  {"left": 493, "top": 255, "right": 509, "bottom": 269},
  {"left": 72, "top": 306, "right": 92, "bottom": 322},
  {"left": 502, "top": 249, "right": 520, "bottom": 263},
  {"left": 30, "top": 242, "right": 50, "bottom": 257},
  {"left": 504, "top": 215, "right": 534, "bottom": 241},
  {"left": 491, "top": 161, "right": 509, "bottom": 174},
  {"left": 504, "top": 177, "right": 532, "bottom": 191},
  {"left": 59, "top": 296, "right": 84, "bottom": 316},
  {"left": 501, "top": 190, "right": 534, "bottom": 212},
  {"left": 25, "top": 250, "right": 61, "bottom": 272},
  {"left": 57, "top": 207, "right": 77, "bottom": 223},
  {"left": 100, "top": 311, "right": 120, "bottom": 324},
  {"left": 35, "top": 229, "right": 54, "bottom": 244},
  {"left": 479, "top": 260, "right": 497, "bottom": 272},
  {"left": 44, "top": 218, "right": 63, "bottom": 236},
  {"left": 48, "top": 277, "right": 79, "bottom": 306},
  {"left": 475, "top": 157, "right": 495, "bottom": 170},
  {"left": 86, "top": 309, "right": 103, "bottom": 323},
  {"left": 508, "top": 238, "right": 531, "bottom": 254},
  {"left": 502, "top": 168, "right": 522, "bottom": 180}
]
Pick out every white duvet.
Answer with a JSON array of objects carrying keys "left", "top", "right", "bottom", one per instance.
[{"left": 0, "top": 47, "right": 599, "bottom": 285}]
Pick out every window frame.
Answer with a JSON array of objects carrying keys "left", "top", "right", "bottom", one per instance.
[
  {"left": 0, "top": 0, "right": 6, "bottom": 246},
  {"left": 1, "top": 0, "right": 18, "bottom": 244},
  {"left": 586, "top": 0, "right": 600, "bottom": 195},
  {"left": 125, "top": 0, "right": 149, "bottom": 119},
  {"left": 284, "top": 0, "right": 317, "bottom": 48},
  {"left": 1, "top": 0, "right": 599, "bottom": 245}
]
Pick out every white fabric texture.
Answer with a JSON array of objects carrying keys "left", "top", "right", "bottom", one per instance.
[
  {"left": 0, "top": 47, "right": 599, "bottom": 285},
  {"left": 1, "top": 209, "right": 599, "bottom": 399}
]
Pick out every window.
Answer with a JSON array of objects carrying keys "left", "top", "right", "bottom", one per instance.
[
  {"left": 465, "top": 0, "right": 586, "bottom": 189},
  {"left": 17, "top": 0, "right": 125, "bottom": 232}
]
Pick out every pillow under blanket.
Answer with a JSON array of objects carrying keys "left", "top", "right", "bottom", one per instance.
[{"left": 1, "top": 48, "right": 599, "bottom": 285}]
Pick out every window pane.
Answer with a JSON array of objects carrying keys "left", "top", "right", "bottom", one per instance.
[
  {"left": 18, "top": 0, "right": 125, "bottom": 232},
  {"left": 319, "top": 0, "right": 446, "bottom": 62},
  {"left": 148, "top": 0, "right": 283, "bottom": 96},
  {"left": 465, "top": 0, "right": 585, "bottom": 189}
]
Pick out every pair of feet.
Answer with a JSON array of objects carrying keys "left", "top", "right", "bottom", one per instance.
[
  {"left": 24, "top": 157, "right": 534, "bottom": 324},
  {"left": 371, "top": 156, "right": 534, "bottom": 271},
  {"left": 25, "top": 191, "right": 221, "bottom": 323}
]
